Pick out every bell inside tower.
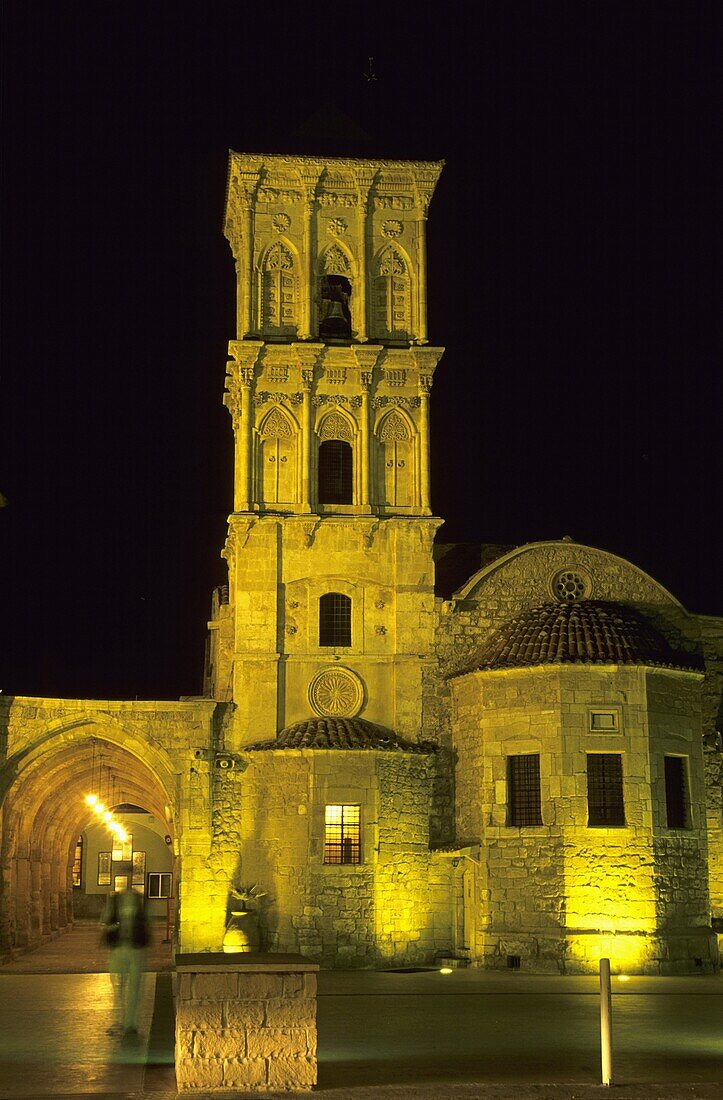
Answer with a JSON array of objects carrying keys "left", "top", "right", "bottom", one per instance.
[{"left": 319, "top": 275, "right": 352, "bottom": 339}]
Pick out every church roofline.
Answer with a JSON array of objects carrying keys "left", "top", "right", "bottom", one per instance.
[
  {"left": 227, "top": 150, "right": 445, "bottom": 172},
  {"left": 450, "top": 539, "right": 686, "bottom": 611}
]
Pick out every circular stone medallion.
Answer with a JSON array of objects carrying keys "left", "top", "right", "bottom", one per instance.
[
  {"left": 550, "top": 567, "right": 592, "bottom": 602},
  {"left": 309, "top": 667, "right": 364, "bottom": 718}
]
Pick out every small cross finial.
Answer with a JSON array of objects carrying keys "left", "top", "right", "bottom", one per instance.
[{"left": 364, "top": 57, "right": 377, "bottom": 83}]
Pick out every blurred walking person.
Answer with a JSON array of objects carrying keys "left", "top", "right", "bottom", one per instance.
[{"left": 101, "top": 876, "right": 150, "bottom": 1041}]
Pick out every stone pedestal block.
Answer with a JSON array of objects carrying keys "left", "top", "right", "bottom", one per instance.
[{"left": 175, "top": 952, "right": 318, "bottom": 1092}]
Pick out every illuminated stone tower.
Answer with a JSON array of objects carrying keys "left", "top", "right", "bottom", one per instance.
[{"left": 210, "top": 153, "right": 445, "bottom": 748}]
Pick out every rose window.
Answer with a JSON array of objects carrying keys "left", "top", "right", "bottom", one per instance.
[
  {"left": 309, "top": 667, "right": 364, "bottom": 718},
  {"left": 552, "top": 569, "right": 589, "bottom": 602}
]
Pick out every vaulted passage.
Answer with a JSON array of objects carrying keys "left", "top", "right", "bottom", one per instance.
[{"left": 0, "top": 732, "right": 175, "bottom": 957}]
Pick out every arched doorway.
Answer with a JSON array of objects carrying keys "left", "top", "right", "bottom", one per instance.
[{"left": 0, "top": 727, "right": 176, "bottom": 957}]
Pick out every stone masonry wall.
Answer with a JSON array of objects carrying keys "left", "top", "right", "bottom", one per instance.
[{"left": 175, "top": 959, "right": 317, "bottom": 1091}]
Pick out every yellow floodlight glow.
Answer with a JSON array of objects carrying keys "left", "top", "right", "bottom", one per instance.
[
  {"left": 616, "top": 975, "right": 631, "bottom": 982},
  {"left": 439, "top": 967, "right": 453, "bottom": 974},
  {"left": 85, "top": 794, "right": 98, "bottom": 806}
]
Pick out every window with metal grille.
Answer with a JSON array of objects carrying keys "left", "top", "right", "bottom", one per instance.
[
  {"left": 587, "top": 753, "right": 625, "bottom": 826},
  {"left": 318, "top": 440, "right": 353, "bottom": 504},
  {"left": 324, "top": 804, "right": 361, "bottom": 864},
  {"left": 664, "top": 756, "right": 689, "bottom": 828},
  {"left": 319, "top": 592, "right": 351, "bottom": 647},
  {"left": 507, "top": 754, "right": 543, "bottom": 826}
]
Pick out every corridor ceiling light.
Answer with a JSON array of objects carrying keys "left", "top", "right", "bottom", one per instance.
[{"left": 85, "top": 794, "right": 98, "bottom": 807}]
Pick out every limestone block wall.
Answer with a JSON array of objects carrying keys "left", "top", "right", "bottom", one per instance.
[
  {"left": 231, "top": 748, "right": 453, "bottom": 967},
  {"left": 698, "top": 616, "right": 723, "bottom": 919},
  {"left": 450, "top": 665, "right": 715, "bottom": 973},
  {"left": 224, "top": 514, "right": 439, "bottom": 749},
  {"left": 175, "top": 957, "right": 317, "bottom": 1092}
]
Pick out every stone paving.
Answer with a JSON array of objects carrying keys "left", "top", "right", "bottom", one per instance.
[{"left": 0, "top": 927, "right": 721, "bottom": 1099}]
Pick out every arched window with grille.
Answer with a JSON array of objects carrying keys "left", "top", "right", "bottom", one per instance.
[
  {"left": 319, "top": 592, "right": 352, "bottom": 647},
  {"left": 317, "top": 412, "right": 354, "bottom": 505}
]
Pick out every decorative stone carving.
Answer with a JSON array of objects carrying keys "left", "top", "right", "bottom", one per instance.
[
  {"left": 378, "top": 249, "right": 406, "bottom": 277},
  {"left": 313, "top": 394, "right": 349, "bottom": 407},
  {"left": 373, "top": 395, "right": 421, "bottom": 409},
  {"left": 257, "top": 187, "right": 302, "bottom": 204},
  {"left": 325, "top": 368, "right": 347, "bottom": 384},
  {"left": 309, "top": 667, "right": 364, "bottom": 718},
  {"left": 269, "top": 366, "right": 289, "bottom": 383},
  {"left": 261, "top": 408, "right": 293, "bottom": 438},
  {"left": 317, "top": 193, "right": 357, "bottom": 207},
  {"left": 381, "top": 220, "right": 403, "bottom": 238},
  {"left": 379, "top": 410, "right": 411, "bottom": 442},
  {"left": 384, "top": 368, "right": 407, "bottom": 387},
  {"left": 322, "top": 245, "right": 352, "bottom": 276},
  {"left": 271, "top": 213, "right": 291, "bottom": 232},
  {"left": 318, "top": 412, "right": 354, "bottom": 442},
  {"left": 255, "top": 391, "right": 303, "bottom": 406},
  {"left": 264, "top": 242, "right": 293, "bottom": 270},
  {"left": 374, "top": 195, "right": 414, "bottom": 209},
  {"left": 327, "top": 217, "right": 348, "bottom": 235}
]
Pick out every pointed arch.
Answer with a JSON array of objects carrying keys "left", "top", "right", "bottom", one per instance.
[
  {"left": 259, "top": 240, "right": 299, "bottom": 336},
  {"left": 258, "top": 405, "right": 299, "bottom": 507},
  {"left": 372, "top": 244, "right": 412, "bottom": 341},
  {"left": 318, "top": 243, "right": 355, "bottom": 339},
  {"left": 376, "top": 408, "right": 415, "bottom": 508}
]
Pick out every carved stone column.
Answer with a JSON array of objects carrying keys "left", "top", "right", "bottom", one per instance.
[
  {"left": 355, "top": 172, "right": 374, "bottom": 343},
  {"left": 292, "top": 344, "right": 323, "bottom": 512},
  {"left": 299, "top": 174, "right": 319, "bottom": 340},
  {"left": 418, "top": 377, "right": 432, "bottom": 514},
  {"left": 415, "top": 205, "right": 429, "bottom": 345},
  {"left": 226, "top": 342, "right": 263, "bottom": 512},
  {"left": 352, "top": 345, "right": 383, "bottom": 510},
  {"left": 242, "top": 197, "right": 255, "bottom": 338}
]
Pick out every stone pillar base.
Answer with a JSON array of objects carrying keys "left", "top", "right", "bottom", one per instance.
[{"left": 175, "top": 952, "right": 318, "bottom": 1092}]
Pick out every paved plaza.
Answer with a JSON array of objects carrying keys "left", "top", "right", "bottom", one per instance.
[{"left": 0, "top": 925, "right": 721, "bottom": 1099}]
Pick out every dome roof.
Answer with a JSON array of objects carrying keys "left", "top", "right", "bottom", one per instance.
[
  {"left": 454, "top": 601, "right": 702, "bottom": 676},
  {"left": 244, "top": 716, "right": 436, "bottom": 753}
]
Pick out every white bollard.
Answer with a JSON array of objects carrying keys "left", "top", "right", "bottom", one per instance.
[{"left": 600, "top": 957, "right": 613, "bottom": 1086}]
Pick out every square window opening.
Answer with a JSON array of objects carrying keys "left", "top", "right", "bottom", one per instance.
[
  {"left": 587, "top": 753, "right": 625, "bottom": 826},
  {"left": 664, "top": 755, "right": 689, "bottom": 829},
  {"left": 324, "top": 804, "right": 361, "bottom": 864},
  {"left": 507, "top": 754, "right": 542, "bottom": 827}
]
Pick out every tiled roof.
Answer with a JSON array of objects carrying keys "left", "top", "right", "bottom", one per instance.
[
  {"left": 454, "top": 601, "right": 703, "bottom": 675},
  {"left": 244, "top": 716, "right": 437, "bottom": 753}
]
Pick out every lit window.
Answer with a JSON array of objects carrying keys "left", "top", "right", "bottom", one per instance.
[
  {"left": 664, "top": 756, "right": 689, "bottom": 828},
  {"left": 318, "top": 439, "right": 353, "bottom": 504},
  {"left": 72, "top": 836, "right": 83, "bottom": 888},
  {"left": 97, "top": 852, "right": 112, "bottom": 886},
  {"left": 147, "top": 872, "right": 173, "bottom": 899},
  {"left": 587, "top": 753, "right": 625, "bottom": 826},
  {"left": 590, "top": 711, "right": 619, "bottom": 732},
  {"left": 111, "top": 834, "right": 133, "bottom": 862},
  {"left": 319, "top": 592, "right": 351, "bottom": 647},
  {"left": 507, "top": 754, "right": 543, "bottom": 826},
  {"left": 324, "top": 804, "right": 361, "bottom": 864}
]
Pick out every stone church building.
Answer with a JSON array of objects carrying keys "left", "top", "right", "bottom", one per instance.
[{"left": 2, "top": 152, "right": 721, "bottom": 974}]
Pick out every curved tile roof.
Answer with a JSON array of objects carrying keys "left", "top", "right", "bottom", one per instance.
[
  {"left": 244, "top": 716, "right": 436, "bottom": 753},
  {"left": 454, "top": 601, "right": 703, "bottom": 675}
]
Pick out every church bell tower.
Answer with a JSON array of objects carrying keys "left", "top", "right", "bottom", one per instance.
[{"left": 212, "top": 152, "right": 445, "bottom": 748}]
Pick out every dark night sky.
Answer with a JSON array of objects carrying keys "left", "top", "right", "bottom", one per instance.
[{"left": 2, "top": 2, "right": 721, "bottom": 701}]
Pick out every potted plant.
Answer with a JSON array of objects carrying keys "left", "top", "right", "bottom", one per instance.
[{"left": 222, "top": 884, "right": 267, "bottom": 953}]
